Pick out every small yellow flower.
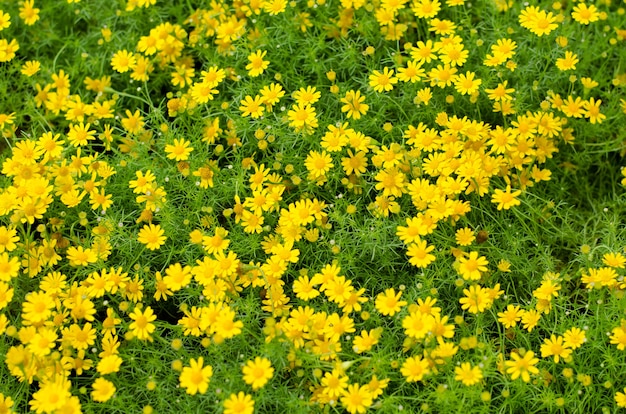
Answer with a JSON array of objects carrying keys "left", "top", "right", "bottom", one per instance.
[
  {"left": 340, "top": 90, "right": 369, "bottom": 120},
  {"left": 242, "top": 357, "right": 274, "bottom": 390},
  {"left": 374, "top": 288, "right": 407, "bottom": 316},
  {"left": 246, "top": 50, "right": 269, "bottom": 77},
  {"left": 0, "top": 10, "right": 11, "bottom": 31},
  {"left": 491, "top": 185, "right": 522, "bottom": 210},
  {"left": 555, "top": 51, "right": 579, "bottom": 71},
  {"left": 111, "top": 50, "right": 136, "bottom": 73},
  {"left": 401, "top": 355, "right": 430, "bottom": 382},
  {"left": 454, "top": 362, "right": 483, "bottom": 386},
  {"left": 137, "top": 224, "right": 167, "bottom": 250},
  {"left": 505, "top": 350, "right": 539, "bottom": 382},
  {"left": 21, "top": 60, "right": 41, "bottom": 77},
  {"left": 369, "top": 67, "right": 398, "bottom": 93},
  {"left": 224, "top": 392, "right": 254, "bottom": 414},
  {"left": 19, "top": 0, "right": 40, "bottom": 26},
  {"left": 179, "top": 357, "right": 213, "bottom": 395},
  {"left": 91, "top": 378, "right": 116, "bottom": 402},
  {"left": 239, "top": 95, "right": 265, "bottom": 119},
  {"left": 615, "top": 388, "right": 626, "bottom": 408},
  {"left": 458, "top": 251, "right": 488, "bottom": 281},
  {"left": 128, "top": 306, "right": 157, "bottom": 341},
  {"left": 164, "top": 138, "right": 194, "bottom": 161}
]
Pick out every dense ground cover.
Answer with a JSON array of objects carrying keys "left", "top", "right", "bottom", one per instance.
[{"left": 1, "top": 0, "right": 626, "bottom": 412}]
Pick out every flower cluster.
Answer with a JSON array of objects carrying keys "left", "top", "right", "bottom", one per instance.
[{"left": 0, "top": 0, "right": 625, "bottom": 413}]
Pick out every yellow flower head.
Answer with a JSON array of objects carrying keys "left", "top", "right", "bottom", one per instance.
[{"left": 242, "top": 356, "right": 274, "bottom": 390}]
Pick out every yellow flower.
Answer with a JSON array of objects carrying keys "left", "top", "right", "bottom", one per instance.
[
  {"left": 411, "top": 0, "right": 441, "bottom": 18},
  {"left": 505, "top": 350, "right": 539, "bottom": 382},
  {"left": 128, "top": 305, "right": 157, "bottom": 341},
  {"left": 67, "top": 122, "right": 96, "bottom": 147},
  {"left": 111, "top": 50, "right": 136, "bottom": 73},
  {"left": 603, "top": 252, "right": 626, "bottom": 268},
  {"left": 610, "top": 323, "right": 626, "bottom": 350},
  {"left": 292, "top": 85, "right": 320, "bottom": 105},
  {"left": 0, "top": 38, "right": 19, "bottom": 62},
  {"left": 455, "top": 227, "right": 475, "bottom": 246},
  {"left": 520, "top": 309, "right": 541, "bottom": 331},
  {"left": 428, "top": 64, "right": 458, "bottom": 88},
  {"left": 224, "top": 392, "right": 254, "bottom": 414},
  {"left": 416, "top": 87, "right": 432, "bottom": 105},
  {"left": 402, "top": 311, "right": 434, "bottom": 339},
  {"left": 454, "top": 71, "right": 482, "bottom": 95},
  {"left": 0, "top": 281, "right": 14, "bottom": 310},
  {"left": 491, "top": 185, "right": 522, "bottom": 210},
  {"left": 0, "top": 112, "right": 15, "bottom": 130},
  {"left": 0, "top": 393, "right": 13, "bottom": 413},
  {"left": 89, "top": 188, "right": 113, "bottom": 211},
  {"left": 191, "top": 81, "right": 219, "bottom": 104},
  {"left": 375, "top": 288, "right": 407, "bottom": 316},
  {"left": 533, "top": 279, "right": 561, "bottom": 301},
  {"left": 292, "top": 275, "right": 320, "bottom": 301},
  {"left": 401, "top": 355, "right": 430, "bottom": 382},
  {"left": 164, "top": 138, "right": 194, "bottom": 161},
  {"left": 129, "top": 170, "right": 156, "bottom": 194},
  {"left": 352, "top": 329, "right": 381, "bottom": 353},
  {"left": 374, "top": 167, "right": 406, "bottom": 197},
  {"left": 583, "top": 97, "right": 605, "bottom": 124},
  {"left": 66, "top": 246, "right": 98, "bottom": 267},
  {"left": 459, "top": 284, "right": 491, "bottom": 314},
  {"left": 555, "top": 51, "right": 579, "bottom": 71},
  {"left": 571, "top": 3, "right": 599, "bottom": 25},
  {"left": 411, "top": 40, "right": 440, "bottom": 63},
  {"left": 340, "top": 90, "right": 369, "bottom": 120},
  {"left": 397, "top": 59, "right": 424, "bottom": 83},
  {"left": 97, "top": 354, "right": 123, "bottom": 375},
  {"left": 239, "top": 95, "right": 265, "bottom": 119},
  {"left": 163, "top": 262, "right": 192, "bottom": 292},
  {"left": 121, "top": 109, "right": 145, "bottom": 134},
  {"left": 241, "top": 209, "right": 264, "bottom": 234},
  {"left": 0, "top": 253, "right": 20, "bottom": 282},
  {"left": 287, "top": 103, "right": 317, "bottom": 130},
  {"left": 0, "top": 10, "right": 11, "bottom": 31},
  {"left": 246, "top": 50, "right": 269, "bottom": 77},
  {"left": 91, "top": 377, "right": 116, "bottom": 402},
  {"left": 264, "top": 0, "right": 288, "bottom": 15},
  {"left": 519, "top": 6, "right": 558, "bottom": 37},
  {"left": 369, "top": 67, "right": 398, "bottom": 93},
  {"left": 440, "top": 43, "right": 468, "bottom": 67},
  {"left": 458, "top": 251, "right": 488, "bottom": 281},
  {"left": 429, "top": 18, "right": 456, "bottom": 35},
  {"left": 213, "top": 306, "right": 243, "bottom": 339},
  {"left": 615, "top": 388, "right": 626, "bottom": 408},
  {"left": 130, "top": 55, "right": 153, "bottom": 81},
  {"left": 580, "top": 77, "right": 598, "bottom": 90},
  {"left": 242, "top": 356, "right": 274, "bottom": 390},
  {"left": 340, "top": 384, "right": 373, "bottom": 414},
  {"left": 179, "top": 357, "right": 213, "bottom": 395},
  {"left": 406, "top": 240, "right": 436, "bottom": 268},
  {"left": 321, "top": 368, "right": 349, "bottom": 398},
  {"left": 137, "top": 223, "right": 167, "bottom": 250},
  {"left": 27, "top": 327, "right": 58, "bottom": 357},
  {"left": 21, "top": 60, "right": 40, "bottom": 77},
  {"left": 30, "top": 377, "right": 72, "bottom": 412},
  {"left": 485, "top": 80, "right": 515, "bottom": 101},
  {"left": 455, "top": 362, "right": 483, "bottom": 386},
  {"left": 19, "top": 0, "right": 40, "bottom": 25},
  {"left": 497, "top": 304, "right": 522, "bottom": 328},
  {"left": 305, "top": 150, "right": 333, "bottom": 179},
  {"left": 540, "top": 334, "right": 572, "bottom": 363}
]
